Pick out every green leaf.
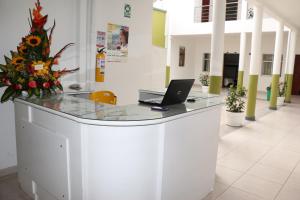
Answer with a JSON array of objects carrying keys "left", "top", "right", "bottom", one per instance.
[
  {"left": 4, "top": 56, "right": 12, "bottom": 65},
  {"left": 0, "top": 83, "right": 6, "bottom": 88},
  {"left": 28, "top": 89, "right": 33, "bottom": 98},
  {"left": 1, "top": 86, "right": 15, "bottom": 103},
  {"left": 34, "top": 88, "right": 40, "bottom": 97},
  {"left": 0, "top": 64, "right": 7, "bottom": 72},
  {"left": 57, "top": 83, "right": 63, "bottom": 91}
]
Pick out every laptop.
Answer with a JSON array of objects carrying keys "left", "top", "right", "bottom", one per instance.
[{"left": 139, "top": 79, "right": 195, "bottom": 106}]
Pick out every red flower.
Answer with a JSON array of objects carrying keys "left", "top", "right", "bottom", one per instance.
[
  {"left": 53, "top": 80, "right": 60, "bottom": 86},
  {"left": 43, "top": 82, "right": 50, "bottom": 88},
  {"left": 4, "top": 79, "right": 12, "bottom": 86},
  {"left": 28, "top": 81, "right": 37, "bottom": 88},
  {"left": 14, "top": 84, "right": 22, "bottom": 90}
]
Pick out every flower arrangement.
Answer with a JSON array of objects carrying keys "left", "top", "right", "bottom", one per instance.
[
  {"left": 225, "top": 86, "right": 247, "bottom": 113},
  {"left": 199, "top": 73, "right": 210, "bottom": 86},
  {"left": 0, "top": 0, "right": 76, "bottom": 103}
]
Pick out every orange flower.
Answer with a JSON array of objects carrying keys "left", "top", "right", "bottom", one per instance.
[
  {"left": 26, "top": 35, "right": 41, "bottom": 47},
  {"left": 18, "top": 44, "right": 28, "bottom": 55},
  {"left": 12, "top": 56, "right": 25, "bottom": 65}
]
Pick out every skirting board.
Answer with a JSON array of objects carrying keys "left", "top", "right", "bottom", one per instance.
[{"left": 0, "top": 166, "right": 17, "bottom": 178}]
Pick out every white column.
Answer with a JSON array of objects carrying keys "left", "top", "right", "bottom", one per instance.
[
  {"left": 209, "top": 0, "right": 226, "bottom": 94},
  {"left": 269, "top": 20, "right": 284, "bottom": 109},
  {"left": 249, "top": 5, "right": 263, "bottom": 75},
  {"left": 273, "top": 21, "right": 284, "bottom": 75},
  {"left": 286, "top": 30, "right": 297, "bottom": 74},
  {"left": 245, "top": 4, "right": 263, "bottom": 120},
  {"left": 285, "top": 30, "right": 297, "bottom": 102},
  {"left": 238, "top": 0, "right": 248, "bottom": 72},
  {"left": 210, "top": 0, "right": 226, "bottom": 77}
]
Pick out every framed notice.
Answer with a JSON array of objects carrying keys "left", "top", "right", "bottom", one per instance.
[{"left": 107, "top": 23, "right": 129, "bottom": 62}]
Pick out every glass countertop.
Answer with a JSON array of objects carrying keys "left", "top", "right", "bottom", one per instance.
[{"left": 17, "top": 92, "right": 222, "bottom": 122}]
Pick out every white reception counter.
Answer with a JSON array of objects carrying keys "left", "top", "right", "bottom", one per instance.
[{"left": 14, "top": 90, "right": 222, "bottom": 200}]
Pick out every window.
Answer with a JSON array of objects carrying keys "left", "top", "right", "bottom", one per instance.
[
  {"left": 226, "top": 0, "right": 238, "bottom": 21},
  {"left": 203, "top": 53, "right": 210, "bottom": 72},
  {"left": 201, "top": 0, "right": 210, "bottom": 22},
  {"left": 261, "top": 54, "right": 284, "bottom": 76},
  {"left": 262, "top": 54, "right": 273, "bottom": 75}
]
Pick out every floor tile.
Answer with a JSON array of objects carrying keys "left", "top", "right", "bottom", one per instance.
[
  {"left": 215, "top": 166, "right": 243, "bottom": 185},
  {"left": 275, "top": 183, "right": 300, "bottom": 200},
  {"left": 201, "top": 182, "right": 230, "bottom": 200},
  {"left": 232, "top": 174, "right": 282, "bottom": 200},
  {"left": 258, "top": 149, "right": 300, "bottom": 172},
  {"left": 246, "top": 164, "right": 291, "bottom": 184},
  {"left": 216, "top": 187, "right": 264, "bottom": 200}
]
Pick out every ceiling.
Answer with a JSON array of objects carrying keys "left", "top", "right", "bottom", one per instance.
[{"left": 252, "top": 0, "right": 300, "bottom": 30}]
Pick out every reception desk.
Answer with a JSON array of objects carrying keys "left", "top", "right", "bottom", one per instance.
[{"left": 14, "top": 91, "right": 222, "bottom": 200}]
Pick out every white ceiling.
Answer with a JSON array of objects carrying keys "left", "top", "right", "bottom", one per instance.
[{"left": 252, "top": 0, "right": 300, "bottom": 30}]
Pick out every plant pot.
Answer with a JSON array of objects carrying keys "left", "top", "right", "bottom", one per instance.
[
  {"left": 277, "top": 96, "right": 285, "bottom": 106},
  {"left": 225, "top": 111, "right": 244, "bottom": 127},
  {"left": 202, "top": 85, "right": 209, "bottom": 93}
]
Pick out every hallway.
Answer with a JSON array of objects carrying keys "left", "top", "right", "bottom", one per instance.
[{"left": 205, "top": 96, "right": 300, "bottom": 200}]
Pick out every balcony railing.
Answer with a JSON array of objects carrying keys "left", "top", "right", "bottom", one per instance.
[{"left": 194, "top": 0, "right": 244, "bottom": 23}]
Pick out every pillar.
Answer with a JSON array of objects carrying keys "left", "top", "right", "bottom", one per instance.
[
  {"left": 285, "top": 30, "right": 297, "bottom": 103},
  {"left": 209, "top": 0, "right": 226, "bottom": 94},
  {"left": 237, "top": 0, "right": 248, "bottom": 91},
  {"left": 245, "top": 5, "right": 263, "bottom": 121},
  {"left": 269, "top": 21, "right": 284, "bottom": 110}
]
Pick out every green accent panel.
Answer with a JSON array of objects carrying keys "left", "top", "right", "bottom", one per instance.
[
  {"left": 269, "top": 74, "right": 280, "bottom": 109},
  {"left": 165, "top": 66, "right": 170, "bottom": 88},
  {"left": 209, "top": 76, "right": 222, "bottom": 94},
  {"left": 152, "top": 9, "right": 166, "bottom": 48},
  {"left": 237, "top": 71, "right": 244, "bottom": 91},
  {"left": 246, "top": 75, "right": 258, "bottom": 121},
  {"left": 285, "top": 74, "right": 293, "bottom": 103}
]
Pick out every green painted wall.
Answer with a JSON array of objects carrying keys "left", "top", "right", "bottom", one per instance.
[
  {"left": 285, "top": 74, "right": 293, "bottom": 103},
  {"left": 165, "top": 66, "right": 170, "bottom": 88},
  {"left": 269, "top": 74, "right": 280, "bottom": 110},
  {"left": 152, "top": 9, "right": 166, "bottom": 48},
  {"left": 246, "top": 75, "right": 259, "bottom": 121},
  {"left": 209, "top": 76, "right": 222, "bottom": 94}
]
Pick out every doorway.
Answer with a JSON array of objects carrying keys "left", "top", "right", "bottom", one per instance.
[
  {"left": 223, "top": 53, "right": 239, "bottom": 87},
  {"left": 292, "top": 55, "right": 300, "bottom": 95}
]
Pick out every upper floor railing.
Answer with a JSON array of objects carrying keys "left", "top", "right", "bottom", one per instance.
[{"left": 194, "top": 0, "right": 253, "bottom": 23}]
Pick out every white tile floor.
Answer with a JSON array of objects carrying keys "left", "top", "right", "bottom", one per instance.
[
  {"left": 1, "top": 94, "right": 300, "bottom": 200},
  {"left": 204, "top": 95, "right": 300, "bottom": 200}
]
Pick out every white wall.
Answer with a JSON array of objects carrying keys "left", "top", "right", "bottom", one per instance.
[
  {"left": 0, "top": 0, "right": 79, "bottom": 171},
  {"left": 170, "top": 36, "right": 196, "bottom": 81},
  {"left": 171, "top": 32, "right": 291, "bottom": 91},
  {"left": 89, "top": 0, "right": 154, "bottom": 105}
]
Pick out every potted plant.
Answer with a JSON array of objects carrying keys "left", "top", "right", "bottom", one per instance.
[
  {"left": 277, "top": 81, "right": 286, "bottom": 106},
  {"left": 199, "top": 73, "right": 209, "bottom": 93},
  {"left": 225, "top": 86, "right": 246, "bottom": 127}
]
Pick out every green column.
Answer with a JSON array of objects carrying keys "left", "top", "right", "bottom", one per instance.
[
  {"left": 237, "top": 71, "right": 244, "bottom": 91},
  {"left": 209, "top": 76, "right": 222, "bottom": 94},
  {"left": 285, "top": 74, "right": 293, "bottom": 103},
  {"left": 165, "top": 66, "right": 170, "bottom": 88},
  {"left": 246, "top": 75, "right": 258, "bottom": 121},
  {"left": 269, "top": 74, "right": 280, "bottom": 110}
]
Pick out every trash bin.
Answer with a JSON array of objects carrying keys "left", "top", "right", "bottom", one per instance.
[{"left": 267, "top": 87, "right": 271, "bottom": 101}]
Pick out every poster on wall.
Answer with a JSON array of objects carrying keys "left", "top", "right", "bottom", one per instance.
[
  {"left": 96, "top": 31, "right": 106, "bottom": 48},
  {"left": 107, "top": 23, "right": 129, "bottom": 62},
  {"left": 179, "top": 46, "right": 185, "bottom": 67},
  {"left": 95, "top": 31, "right": 106, "bottom": 82}
]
